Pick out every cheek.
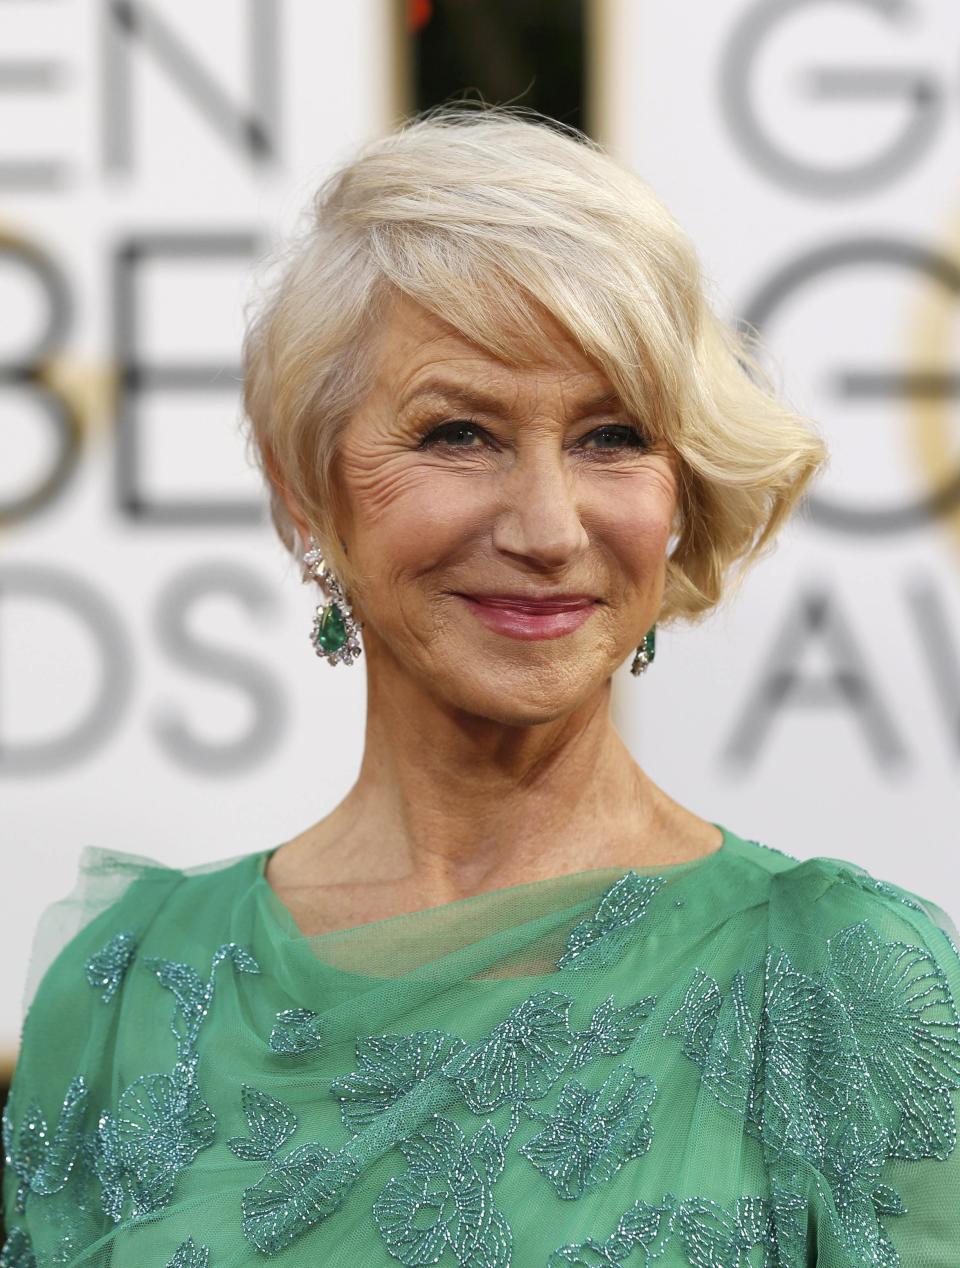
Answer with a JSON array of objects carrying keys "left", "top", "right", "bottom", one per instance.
[
  {"left": 587, "top": 469, "right": 678, "bottom": 566},
  {"left": 340, "top": 451, "right": 487, "bottom": 575},
  {"left": 338, "top": 444, "right": 425, "bottom": 527}
]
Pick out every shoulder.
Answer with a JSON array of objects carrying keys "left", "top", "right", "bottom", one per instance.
[
  {"left": 2, "top": 845, "right": 265, "bottom": 1257},
  {"left": 780, "top": 846, "right": 959, "bottom": 976},
  {"left": 5, "top": 844, "right": 265, "bottom": 1160},
  {"left": 722, "top": 829, "right": 960, "bottom": 969},
  {"left": 704, "top": 830, "right": 960, "bottom": 1149},
  {"left": 18, "top": 847, "right": 182, "bottom": 1027},
  {"left": 15, "top": 844, "right": 264, "bottom": 1048},
  {"left": 740, "top": 834, "right": 960, "bottom": 1147},
  {"left": 670, "top": 833, "right": 960, "bottom": 1261}
]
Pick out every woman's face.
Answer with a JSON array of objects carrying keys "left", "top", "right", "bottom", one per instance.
[{"left": 329, "top": 293, "right": 679, "bottom": 724}]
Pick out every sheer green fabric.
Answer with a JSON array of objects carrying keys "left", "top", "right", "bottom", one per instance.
[{"left": 3, "top": 825, "right": 959, "bottom": 1267}]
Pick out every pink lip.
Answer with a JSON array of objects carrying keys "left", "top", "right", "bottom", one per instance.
[{"left": 457, "top": 594, "right": 598, "bottom": 640}]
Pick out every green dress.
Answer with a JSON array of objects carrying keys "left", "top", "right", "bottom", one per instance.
[{"left": 3, "top": 825, "right": 960, "bottom": 1267}]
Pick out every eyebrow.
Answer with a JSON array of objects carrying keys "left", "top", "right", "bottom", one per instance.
[{"left": 398, "top": 380, "right": 624, "bottom": 418}]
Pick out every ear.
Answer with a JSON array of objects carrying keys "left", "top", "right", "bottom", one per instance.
[{"left": 262, "top": 443, "right": 313, "bottom": 548}]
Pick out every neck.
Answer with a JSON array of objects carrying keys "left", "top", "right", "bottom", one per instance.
[{"left": 299, "top": 642, "right": 697, "bottom": 908}]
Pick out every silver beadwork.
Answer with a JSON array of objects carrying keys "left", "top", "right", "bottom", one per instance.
[
  {"left": 84, "top": 930, "right": 137, "bottom": 1003},
  {"left": 9, "top": 858, "right": 960, "bottom": 1266},
  {"left": 302, "top": 536, "right": 363, "bottom": 667}
]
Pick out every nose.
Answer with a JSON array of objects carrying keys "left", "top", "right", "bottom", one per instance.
[{"left": 491, "top": 447, "right": 589, "bottom": 569}]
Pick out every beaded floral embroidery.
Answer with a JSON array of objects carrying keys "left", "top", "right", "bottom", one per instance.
[
  {"left": 165, "top": 1236, "right": 210, "bottom": 1267},
  {"left": 0, "top": 1225, "right": 35, "bottom": 1267},
  {"left": 2, "top": 1076, "right": 87, "bottom": 1217},
  {"left": 441, "top": 991, "right": 578, "bottom": 1113},
  {"left": 241, "top": 1141, "right": 361, "bottom": 1255},
  {"left": 547, "top": 1190, "right": 811, "bottom": 1267},
  {"left": 93, "top": 942, "right": 260, "bottom": 1223},
  {"left": 556, "top": 873, "right": 665, "bottom": 971},
  {"left": 83, "top": 931, "right": 137, "bottom": 1003},
  {"left": 228, "top": 1085, "right": 298, "bottom": 1161},
  {"left": 240, "top": 981, "right": 662, "bottom": 1259},
  {"left": 331, "top": 1031, "right": 467, "bottom": 1133},
  {"left": 269, "top": 1008, "right": 324, "bottom": 1056},
  {"left": 4, "top": 863, "right": 960, "bottom": 1268},
  {"left": 374, "top": 1115, "right": 512, "bottom": 1267},
  {"left": 663, "top": 913, "right": 960, "bottom": 1265},
  {"left": 518, "top": 1064, "right": 657, "bottom": 1200},
  {"left": 675, "top": 1193, "right": 808, "bottom": 1268},
  {"left": 547, "top": 1194, "right": 676, "bottom": 1265},
  {"left": 2, "top": 936, "right": 261, "bottom": 1266},
  {"left": 567, "top": 995, "right": 656, "bottom": 1071}
]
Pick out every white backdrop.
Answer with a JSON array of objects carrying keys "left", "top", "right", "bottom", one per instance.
[{"left": 3, "top": 0, "right": 959, "bottom": 1060}]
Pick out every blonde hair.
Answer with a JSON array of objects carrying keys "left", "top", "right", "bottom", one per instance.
[{"left": 241, "top": 103, "right": 827, "bottom": 624}]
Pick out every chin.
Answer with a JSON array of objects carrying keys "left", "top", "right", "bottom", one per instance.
[{"left": 433, "top": 658, "right": 601, "bottom": 727}]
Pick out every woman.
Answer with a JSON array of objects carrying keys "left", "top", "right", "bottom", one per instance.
[{"left": 3, "top": 106, "right": 959, "bottom": 1268}]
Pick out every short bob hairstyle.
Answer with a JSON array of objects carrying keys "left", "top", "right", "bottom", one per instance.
[{"left": 241, "top": 103, "right": 827, "bottom": 625}]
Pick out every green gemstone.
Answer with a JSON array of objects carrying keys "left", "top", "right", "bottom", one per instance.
[
  {"left": 644, "top": 625, "right": 656, "bottom": 662},
  {"left": 315, "top": 603, "right": 347, "bottom": 653}
]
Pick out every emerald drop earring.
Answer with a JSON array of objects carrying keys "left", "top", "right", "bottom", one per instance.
[
  {"left": 302, "top": 536, "right": 363, "bottom": 666},
  {"left": 630, "top": 625, "right": 656, "bottom": 676}
]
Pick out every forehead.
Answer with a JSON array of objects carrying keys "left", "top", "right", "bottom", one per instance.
[{"left": 371, "top": 292, "right": 610, "bottom": 399}]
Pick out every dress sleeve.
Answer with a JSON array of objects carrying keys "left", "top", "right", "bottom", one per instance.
[
  {"left": 17, "top": 845, "right": 178, "bottom": 1017},
  {"left": 2, "top": 847, "right": 183, "bottom": 1265},
  {"left": 810, "top": 863, "right": 960, "bottom": 1266}
]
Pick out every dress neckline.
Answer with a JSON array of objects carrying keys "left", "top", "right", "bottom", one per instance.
[{"left": 253, "top": 821, "right": 735, "bottom": 949}]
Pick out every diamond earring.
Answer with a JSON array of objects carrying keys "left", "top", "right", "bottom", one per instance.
[
  {"left": 630, "top": 625, "right": 656, "bottom": 677},
  {"left": 302, "top": 537, "right": 363, "bottom": 666}
]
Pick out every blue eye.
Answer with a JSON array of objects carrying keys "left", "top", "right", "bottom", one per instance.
[
  {"left": 416, "top": 419, "right": 648, "bottom": 453},
  {"left": 582, "top": 425, "right": 647, "bottom": 451},
  {"left": 418, "top": 419, "right": 486, "bottom": 449}
]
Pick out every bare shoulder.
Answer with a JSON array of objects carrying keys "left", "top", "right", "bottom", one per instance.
[
  {"left": 263, "top": 828, "right": 329, "bottom": 895},
  {"left": 263, "top": 798, "right": 358, "bottom": 892},
  {"left": 641, "top": 782, "right": 725, "bottom": 866}
]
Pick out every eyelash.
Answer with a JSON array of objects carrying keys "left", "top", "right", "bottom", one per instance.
[{"left": 416, "top": 418, "right": 650, "bottom": 455}]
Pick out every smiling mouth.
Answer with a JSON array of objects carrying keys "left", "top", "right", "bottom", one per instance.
[
  {"left": 453, "top": 594, "right": 599, "bottom": 641},
  {"left": 456, "top": 594, "right": 599, "bottom": 613}
]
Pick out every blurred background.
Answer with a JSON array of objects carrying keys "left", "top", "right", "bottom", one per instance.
[{"left": 3, "top": 0, "right": 959, "bottom": 1155}]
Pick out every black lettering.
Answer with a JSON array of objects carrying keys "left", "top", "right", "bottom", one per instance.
[
  {"left": 152, "top": 563, "right": 286, "bottom": 774},
  {"left": 721, "top": 584, "right": 908, "bottom": 768}
]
